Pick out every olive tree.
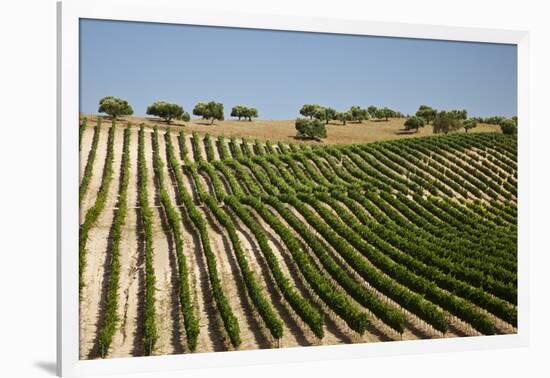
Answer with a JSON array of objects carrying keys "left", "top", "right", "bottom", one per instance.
[
  {"left": 432, "top": 111, "right": 463, "bottom": 134},
  {"left": 349, "top": 106, "right": 370, "bottom": 123},
  {"left": 295, "top": 118, "right": 327, "bottom": 140},
  {"left": 375, "top": 107, "right": 393, "bottom": 121},
  {"left": 336, "top": 111, "right": 353, "bottom": 125},
  {"left": 415, "top": 105, "right": 437, "bottom": 124},
  {"left": 404, "top": 116, "right": 425, "bottom": 132},
  {"left": 500, "top": 118, "right": 517, "bottom": 135},
  {"left": 98, "top": 96, "right": 133, "bottom": 119},
  {"left": 367, "top": 105, "right": 378, "bottom": 118},
  {"left": 146, "top": 101, "right": 189, "bottom": 124},
  {"left": 300, "top": 104, "right": 320, "bottom": 119},
  {"left": 314, "top": 106, "right": 337, "bottom": 124},
  {"left": 231, "top": 105, "right": 258, "bottom": 121},
  {"left": 193, "top": 101, "right": 224, "bottom": 124},
  {"left": 463, "top": 118, "right": 478, "bottom": 133}
]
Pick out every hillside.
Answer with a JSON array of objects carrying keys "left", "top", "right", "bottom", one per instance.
[
  {"left": 80, "top": 115, "right": 502, "bottom": 145},
  {"left": 79, "top": 120, "right": 517, "bottom": 359}
]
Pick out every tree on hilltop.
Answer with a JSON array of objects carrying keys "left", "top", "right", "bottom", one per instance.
[
  {"left": 500, "top": 118, "right": 517, "bottom": 135},
  {"left": 98, "top": 96, "right": 133, "bottom": 120},
  {"left": 314, "top": 106, "right": 337, "bottom": 124},
  {"left": 146, "top": 101, "right": 189, "bottom": 124},
  {"left": 336, "top": 111, "right": 353, "bottom": 125},
  {"left": 462, "top": 118, "right": 478, "bottom": 133},
  {"left": 193, "top": 101, "right": 224, "bottom": 124},
  {"left": 432, "top": 111, "right": 463, "bottom": 134},
  {"left": 415, "top": 105, "right": 437, "bottom": 124},
  {"left": 404, "top": 116, "right": 425, "bottom": 133},
  {"left": 300, "top": 104, "right": 320, "bottom": 119},
  {"left": 231, "top": 105, "right": 258, "bottom": 121},
  {"left": 349, "top": 106, "right": 370, "bottom": 123}
]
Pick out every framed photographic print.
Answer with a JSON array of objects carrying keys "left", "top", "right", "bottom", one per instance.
[{"left": 57, "top": 1, "right": 529, "bottom": 376}]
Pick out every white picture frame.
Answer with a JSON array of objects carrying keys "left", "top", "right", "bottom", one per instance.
[{"left": 57, "top": 1, "right": 530, "bottom": 376}]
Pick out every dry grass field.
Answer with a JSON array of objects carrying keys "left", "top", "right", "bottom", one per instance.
[{"left": 81, "top": 115, "right": 501, "bottom": 145}]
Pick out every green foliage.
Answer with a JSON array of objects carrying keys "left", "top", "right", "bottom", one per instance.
[
  {"left": 374, "top": 107, "right": 395, "bottom": 121},
  {"left": 152, "top": 129, "right": 199, "bottom": 351},
  {"left": 98, "top": 96, "right": 133, "bottom": 119},
  {"left": 216, "top": 135, "right": 230, "bottom": 160},
  {"left": 137, "top": 125, "right": 158, "bottom": 355},
  {"left": 500, "top": 118, "right": 517, "bottom": 135},
  {"left": 79, "top": 117, "right": 87, "bottom": 150},
  {"left": 244, "top": 196, "right": 370, "bottom": 334},
  {"left": 203, "top": 194, "right": 284, "bottom": 339},
  {"left": 178, "top": 131, "right": 188, "bottom": 159},
  {"left": 348, "top": 106, "right": 370, "bottom": 122},
  {"left": 97, "top": 124, "right": 131, "bottom": 357},
  {"left": 415, "top": 105, "right": 437, "bottom": 124},
  {"left": 367, "top": 105, "right": 378, "bottom": 117},
  {"left": 449, "top": 109, "right": 468, "bottom": 121},
  {"left": 299, "top": 104, "right": 319, "bottom": 119},
  {"left": 404, "top": 116, "right": 426, "bottom": 132},
  {"left": 313, "top": 106, "right": 337, "bottom": 124},
  {"left": 165, "top": 135, "right": 242, "bottom": 348},
  {"left": 432, "top": 110, "right": 463, "bottom": 134},
  {"left": 295, "top": 118, "right": 327, "bottom": 140},
  {"left": 463, "top": 118, "right": 478, "bottom": 133},
  {"left": 230, "top": 105, "right": 259, "bottom": 121},
  {"left": 203, "top": 134, "right": 216, "bottom": 161},
  {"left": 193, "top": 101, "right": 224, "bottom": 124},
  {"left": 225, "top": 196, "right": 324, "bottom": 338},
  {"left": 335, "top": 111, "right": 353, "bottom": 125},
  {"left": 79, "top": 121, "right": 116, "bottom": 297},
  {"left": 146, "top": 101, "right": 188, "bottom": 124},
  {"left": 79, "top": 120, "right": 101, "bottom": 204},
  {"left": 191, "top": 131, "right": 203, "bottom": 162}
]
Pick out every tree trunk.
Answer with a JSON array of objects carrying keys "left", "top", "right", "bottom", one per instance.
[{"left": 211, "top": 117, "right": 214, "bottom": 125}]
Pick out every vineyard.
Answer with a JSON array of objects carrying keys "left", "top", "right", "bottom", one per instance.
[{"left": 79, "top": 119, "right": 517, "bottom": 359}]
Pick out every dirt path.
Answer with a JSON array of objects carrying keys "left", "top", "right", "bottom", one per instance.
[{"left": 79, "top": 126, "right": 123, "bottom": 359}]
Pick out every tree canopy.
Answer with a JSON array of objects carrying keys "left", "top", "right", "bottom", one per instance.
[
  {"left": 98, "top": 96, "right": 133, "bottom": 119},
  {"left": 336, "top": 111, "right": 353, "bottom": 125},
  {"left": 193, "top": 101, "right": 224, "bottom": 124},
  {"left": 415, "top": 105, "right": 437, "bottom": 124},
  {"left": 230, "top": 105, "right": 258, "bottom": 121},
  {"left": 375, "top": 107, "right": 394, "bottom": 121},
  {"left": 500, "top": 118, "right": 517, "bottom": 135},
  {"left": 299, "top": 104, "right": 320, "bottom": 119},
  {"left": 432, "top": 111, "right": 463, "bottom": 134},
  {"left": 314, "top": 107, "right": 337, "bottom": 124},
  {"left": 146, "top": 101, "right": 189, "bottom": 124},
  {"left": 404, "top": 116, "right": 426, "bottom": 132},
  {"left": 462, "top": 118, "right": 478, "bottom": 133},
  {"left": 367, "top": 105, "right": 378, "bottom": 117},
  {"left": 295, "top": 118, "right": 327, "bottom": 140},
  {"left": 348, "top": 106, "right": 370, "bottom": 123}
]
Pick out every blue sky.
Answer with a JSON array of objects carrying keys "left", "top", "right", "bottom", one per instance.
[{"left": 80, "top": 19, "right": 517, "bottom": 119}]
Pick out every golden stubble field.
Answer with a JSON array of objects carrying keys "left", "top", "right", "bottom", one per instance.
[{"left": 81, "top": 115, "right": 501, "bottom": 145}]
